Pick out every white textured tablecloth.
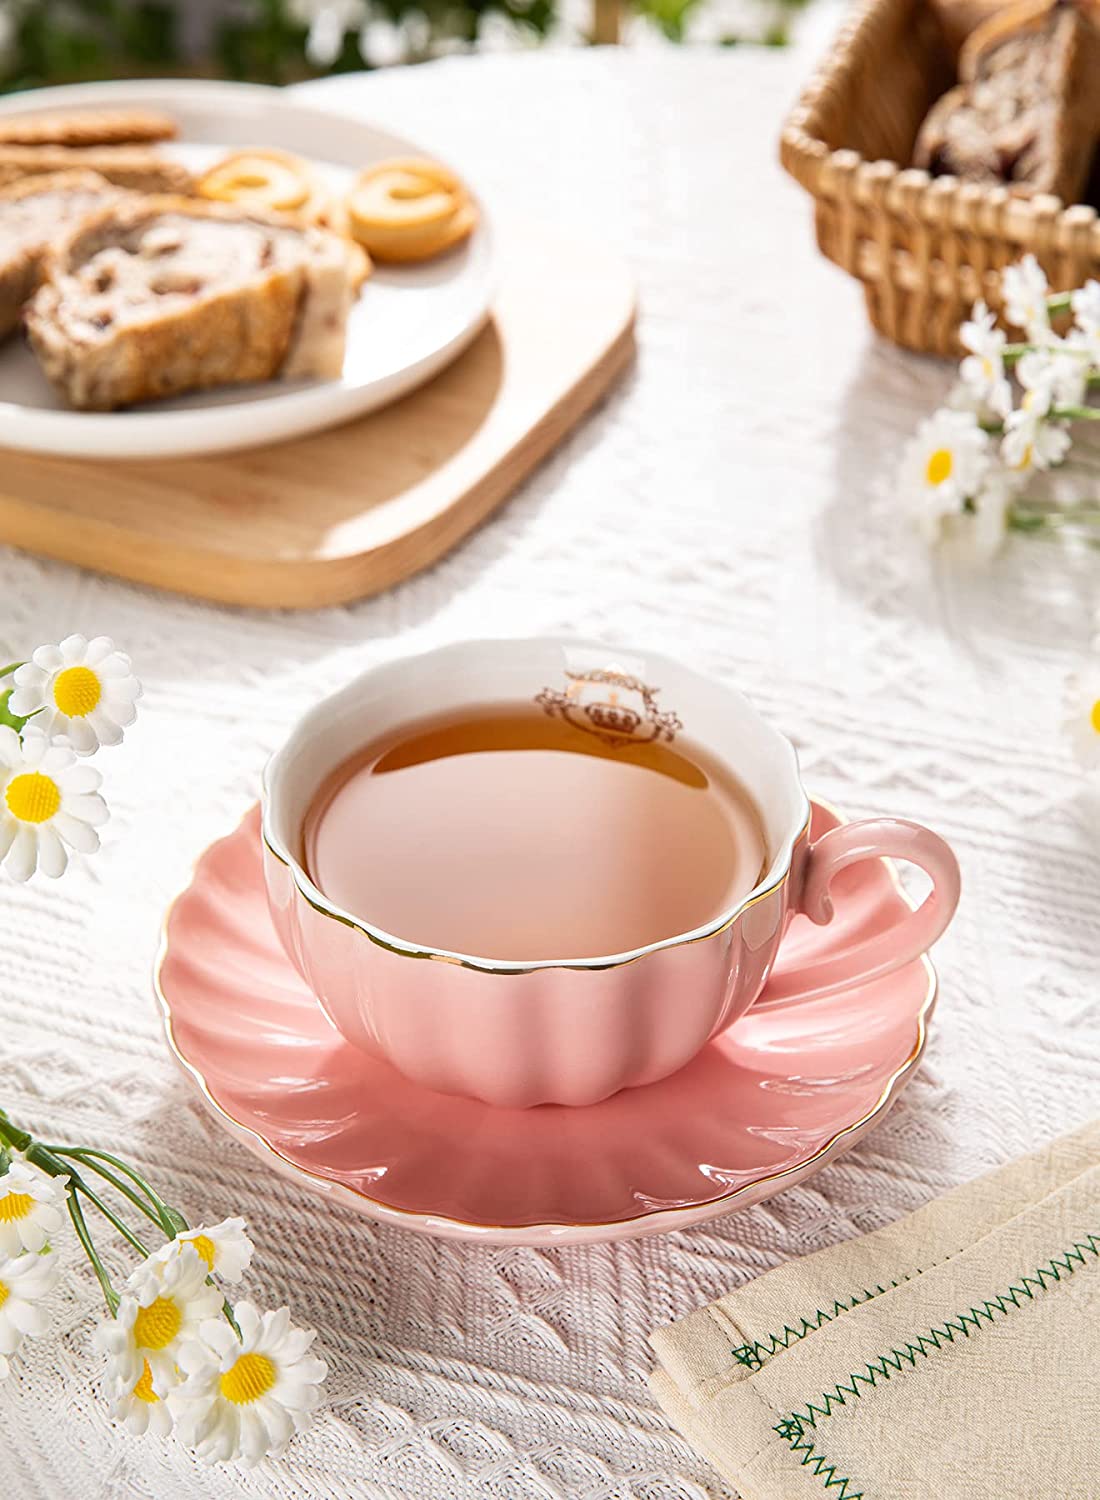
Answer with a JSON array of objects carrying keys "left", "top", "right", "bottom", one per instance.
[{"left": 1, "top": 33, "right": 1098, "bottom": 1500}]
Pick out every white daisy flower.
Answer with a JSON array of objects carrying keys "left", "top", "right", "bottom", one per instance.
[
  {"left": 96, "top": 1244, "right": 222, "bottom": 1400},
  {"left": 101, "top": 1350, "right": 174, "bottom": 1436},
  {"left": 8, "top": 634, "right": 140, "bottom": 756},
  {"left": 902, "top": 408, "right": 991, "bottom": 539},
  {"left": 0, "top": 1247, "right": 59, "bottom": 1378},
  {"left": 960, "top": 478, "right": 1010, "bottom": 561},
  {"left": 288, "top": 0, "right": 366, "bottom": 65},
  {"left": 958, "top": 300, "right": 1012, "bottom": 418},
  {"left": 358, "top": 17, "right": 406, "bottom": 66},
  {"left": 1070, "top": 279, "right": 1100, "bottom": 360},
  {"left": 918, "top": 475, "right": 1010, "bottom": 560},
  {"left": 0, "top": 1156, "right": 67, "bottom": 1257},
  {"left": 1065, "top": 666, "right": 1100, "bottom": 771},
  {"left": 1002, "top": 255, "right": 1052, "bottom": 342},
  {"left": 0, "top": 726, "right": 108, "bottom": 882},
  {"left": 170, "top": 1301, "right": 327, "bottom": 1465},
  {"left": 1016, "top": 341, "right": 1089, "bottom": 410},
  {"left": 149, "top": 1219, "right": 254, "bottom": 1285},
  {"left": 1001, "top": 370, "right": 1072, "bottom": 475}
]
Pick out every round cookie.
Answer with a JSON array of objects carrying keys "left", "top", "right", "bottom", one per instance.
[{"left": 345, "top": 158, "right": 477, "bottom": 263}]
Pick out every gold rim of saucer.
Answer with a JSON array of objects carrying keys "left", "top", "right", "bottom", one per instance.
[{"left": 153, "top": 796, "right": 938, "bottom": 1241}]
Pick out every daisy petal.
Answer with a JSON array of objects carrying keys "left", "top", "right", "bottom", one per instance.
[
  {"left": 62, "top": 718, "right": 98, "bottom": 756},
  {"left": 42, "top": 744, "right": 77, "bottom": 776},
  {"left": 6, "top": 1300, "right": 48, "bottom": 1337},
  {"left": 6, "top": 687, "right": 40, "bottom": 717},
  {"left": 235, "top": 1301, "right": 262, "bottom": 1347},
  {"left": 85, "top": 709, "right": 123, "bottom": 747},
  {"left": 18, "top": 730, "right": 49, "bottom": 768},
  {"left": 83, "top": 637, "right": 115, "bottom": 667},
  {"left": 35, "top": 826, "right": 68, "bottom": 879},
  {"left": 96, "top": 657, "right": 133, "bottom": 680},
  {"left": 58, "top": 634, "right": 87, "bottom": 663},
  {"left": 64, "top": 793, "right": 109, "bottom": 827},
  {"left": 258, "top": 1395, "right": 295, "bottom": 1451},
  {"left": 52, "top": 812, "right": 100, "bottom": 854},
  {"left": 101, "top": 686, "right": 139, "bottom": 718},
  {"left": 4, "top": 826, "right": 37, "bottom": 882},
  {"left": 59, "top": 765, "right": 101, "bottom": 795}
]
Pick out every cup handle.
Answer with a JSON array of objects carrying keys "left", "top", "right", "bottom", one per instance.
[{"left": 752, "top": 817, "right": 961, "bottom": 1009}]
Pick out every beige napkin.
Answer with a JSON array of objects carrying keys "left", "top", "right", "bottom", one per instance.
[{"left": 649, "top": 1120, "right": 1100, "bottom": 1500}]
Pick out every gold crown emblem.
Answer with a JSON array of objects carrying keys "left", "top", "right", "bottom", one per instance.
[
  {"left": 535, "top": 667, "right": 682, "bottom": 748},
  {"left": 584, "top": 701, "right": 641, "bottom": 735}
]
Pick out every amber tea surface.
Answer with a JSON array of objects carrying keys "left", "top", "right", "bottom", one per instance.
[{"left": 303, "top": 704, "right": 768, "bottom": 961}]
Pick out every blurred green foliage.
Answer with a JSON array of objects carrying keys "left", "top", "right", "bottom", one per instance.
[{"left": 0, "top": 0, "right": 805, "bottom": 91}]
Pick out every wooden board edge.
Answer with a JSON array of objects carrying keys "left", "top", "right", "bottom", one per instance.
[{"left": 0, "top": 309, "right": 636, "bottom": 612}]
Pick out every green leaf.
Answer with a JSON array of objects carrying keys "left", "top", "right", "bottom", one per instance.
[{"left": 0, "top": 688, "right": 31, "bottom": 735}]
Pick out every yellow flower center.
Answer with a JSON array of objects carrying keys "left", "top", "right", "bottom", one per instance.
[
  {"left": 925, "top": 447, "right": 953, "bottom": 487},
  {"left": 1014, "top": 443, "right": 1033, "bottom": 471},
  {"left": 0, "top": 1280, "right": 8, "bottom": 1310},
  {"left": 982, "top": 356, "right": 994, "bottom": 378},
  {"left": 219, "top": 1353, "right": 276, "bottom": 1405},
  {"left": 5, "top": 773, "right": 60, "bottom": 825},
  {"left": 1091, "top": 699, "right": 1100, "bottom": 735},
  {"left": 132, "top": 1297, "right": 182, "bottom": 1351},
  {"left": 191, "top": 1234, "right": 216, "bottom": 1270},
  {"left": 0, "top": 1191, "right": 35, "bottom": 1222},
  {"left": 133, "top": 1359, "right": 159, "bottom": 1404},
  {"left": 52, "top": 665, "right": 101, "bottom": 719}
]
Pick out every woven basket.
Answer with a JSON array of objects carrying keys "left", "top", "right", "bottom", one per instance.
[{"left": 780, "top": 0, "right": 1100, "bottom": 354}]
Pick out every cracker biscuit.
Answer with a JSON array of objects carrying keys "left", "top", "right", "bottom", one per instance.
[{"left": 0, "top": 108, "right": 177, "bottom": 148}]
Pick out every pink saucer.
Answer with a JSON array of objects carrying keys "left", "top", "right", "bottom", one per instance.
[{"left": 156, "top": 802, "right": 936, "bottom": 1246}]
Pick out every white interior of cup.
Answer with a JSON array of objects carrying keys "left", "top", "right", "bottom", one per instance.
[{"left": 261, "top": 637, "right": 810, "bottom": 969}]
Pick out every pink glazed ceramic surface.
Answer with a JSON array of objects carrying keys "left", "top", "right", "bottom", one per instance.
[
  {"left": 156, "top": 801, "right": 937, "bottom": 1247},
  {"left": 261, "top": 637, "right": 958, "bottom": 1107}
]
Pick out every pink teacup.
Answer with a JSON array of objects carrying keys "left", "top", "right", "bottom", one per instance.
[{"left": 261, "top": 638, "right": 960, "bottom": 1108}]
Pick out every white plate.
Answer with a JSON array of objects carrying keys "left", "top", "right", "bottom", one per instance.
[{"left": 0, "top": 80, "right": 495, "bottom": 459}]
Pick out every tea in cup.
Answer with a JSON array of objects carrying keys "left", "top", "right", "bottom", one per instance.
[{"left": 262, "top": 638, "right": 960, "bottom": 1108}]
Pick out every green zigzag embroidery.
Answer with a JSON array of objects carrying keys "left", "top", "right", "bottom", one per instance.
[
  {"left": 731, "top": 1280, "right": 907, "bottom": 1371},
  {"left": 772, "top": 1422, "right": 862, "bottom": 1499},
  {"left": 769, "top": 1232, "right": 1099, "bottom": 1498}
]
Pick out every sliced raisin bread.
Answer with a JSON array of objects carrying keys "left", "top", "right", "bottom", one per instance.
[
  {"left": 914, "top": 1, "right": 1100, "bottom": 202},
  {"left": 26, "top": 197, "right": 359, "bottom": 410},
  {"left": 0, "top": 170, "right": 123, "bottom": 339}
]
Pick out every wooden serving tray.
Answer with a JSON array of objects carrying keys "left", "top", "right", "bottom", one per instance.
[{"left": 0, "top": 220, "right": 635, "bottom": 609}]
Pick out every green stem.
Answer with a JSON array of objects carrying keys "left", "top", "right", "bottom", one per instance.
[
  {"left": 1, "top": 1110, "right": 150, "bottom": 1257},
  {"left": 1051, "top": 405, "right": 1100, "bottom": 421},
  {"left": 0, "top": 662, "right": 23, "bottom": 679},
  {"left": 0, "top": 1108, "right": 234, "bottom": 1330},
  {"left": 74, "top": 1179, "right": 149, "bottom": 1258},
  {"left": 1008, "top": 502, "right": 1100, "bottom": 533},
  {"left": 0, "top": 1110, "right": 31, "bottom": 1153},
  {"left": 50, "top": 1149, "right": 169, "bottom": 1234},
  {"left": 0, "top": 1111, "right": 78, "bottom": 1183},
  {"left": 1047, "top": 291, "right": 1073, "bottom": 315},
  {"left": 68, "top": 1190, "right": 118, "bottom": 1316},
  {"left": 223, "top": 1300, "right": 242, "bottom": 1339},
  {"left": 57, "top": 1148, "right": 185, "bottom": 1235}
]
